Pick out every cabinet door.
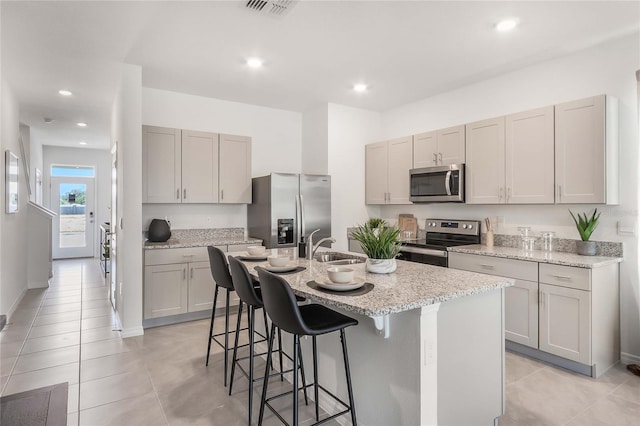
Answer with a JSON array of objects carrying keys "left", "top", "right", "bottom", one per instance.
[
  {"left": 142, "top": 126, "right": 181, "bottom": 203},
  {"left": 187, "top": 261, "right": 215, "bottom": 312},
  {"left": 437, "top": 125, "right": 465, "bottom": 165},
  {"left": 465, "top": 117, "right": 505, "bottom": 204},
  {"left": 144, "top": 264, "right": 188, "bottom": 319},
  {"left": 505, "top": 106, "right": 555, "bottom": 204},
  {"left": 387, "top": 136, "right": 413, "bottom": 204},
  {"left": 413, "top": 131, "right": 437, "bottom": 168},
  {"left": 219, "top": 134, "right": 252, "bottom": 204},
  {"left": 505, "top": 279, "right": 539, "bottom": 348},
  {"left": 181, "top": 130, "right": 219, "bottom": 203},
  {"left": 555, "top": 95, "right": 606, "bottom": 204},
  {"left": 365, "top": 141, "right": 389, "bottom": 204},
  {"left": 539, "top": 283, "right": 591, "bottom": 364}
]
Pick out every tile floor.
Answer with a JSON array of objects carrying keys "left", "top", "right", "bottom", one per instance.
[{"left": 1, "top": 258, "right": 639, "bottom": 425}]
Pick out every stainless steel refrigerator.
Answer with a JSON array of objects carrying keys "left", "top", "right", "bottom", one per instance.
[{"left": 247, "top": 173, "right": 331, "bottom": 249}]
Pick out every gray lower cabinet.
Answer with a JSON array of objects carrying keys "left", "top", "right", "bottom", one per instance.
[
  {"left": 144, "top": 244, "right": 254, "bottom": 320},
  {"left": 449, "top": 252, "right": 619, "bottom": 377}
]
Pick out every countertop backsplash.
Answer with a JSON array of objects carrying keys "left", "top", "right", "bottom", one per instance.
[{"left": 481, "top": 232, "right": 623, "bottom": 257}]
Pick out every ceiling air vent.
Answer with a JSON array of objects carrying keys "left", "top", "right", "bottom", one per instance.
[{"left": 245, "top": 0, "right": 297, "bottom": 17}]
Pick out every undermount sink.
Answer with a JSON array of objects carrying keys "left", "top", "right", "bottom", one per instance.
[{"left": 314, "top": 252, "right": 366, "bottom": 264}]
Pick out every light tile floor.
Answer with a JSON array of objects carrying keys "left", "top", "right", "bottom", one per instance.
[{"left": 1, "top": 258, "right": 639, "bottom": 425}]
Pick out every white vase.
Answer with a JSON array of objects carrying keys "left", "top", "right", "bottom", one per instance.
[{"left": 366, "top": 258, "right": 397, "bottom": 274}]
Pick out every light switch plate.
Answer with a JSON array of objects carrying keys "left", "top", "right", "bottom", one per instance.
[{"left": 617, "top": 220, "right": 636, "bottom": 236}]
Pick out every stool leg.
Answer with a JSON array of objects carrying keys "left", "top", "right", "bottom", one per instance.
[
  {"left": 298, "top": 342, "right": 309, "bottom": 405},
  {"left": 248, "top": 305, "right": 256, "bottom": 426},
  {"left": 205, "top": 285, "right": 219, "bottom": 366},
  {"left": 292, "top": 334, "right": 299, "bottom": 426},
  {"left": 312, "top": 336, "right": 319, "bottom": 421},
  {"left": 278, "top": 328, "right": 284, "bottom": 381},
  {"left": 229, "top": 301, "right": 244, "bottom": 395},
  {"left": 224, "top": 288, "right": 231, "bottom": 387},
  {"left": 261, "top": 308, "right": 273, "bottom": 371},
  {"left": 340, "top": 329, "right": 357, "bottom": 426},
  {"left": 259, "top": 323, "right": 276, "bottom": 426}
]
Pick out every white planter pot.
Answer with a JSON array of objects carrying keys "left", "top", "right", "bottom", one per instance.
[{"left": 366, "top": 258, "right": 397, "bottom": 274}]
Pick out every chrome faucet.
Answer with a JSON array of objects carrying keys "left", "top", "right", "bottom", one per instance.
[{"left": 306, "top": 229, "right": 336, "bottom": 260}]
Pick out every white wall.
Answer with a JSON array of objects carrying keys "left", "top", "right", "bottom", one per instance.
[
  {"left": 141, "top": 87, "right": 303, "bottom": 230},
  {"left": 28, "top": 127, "right": 45, "bottom": 205},
  {"left": 42, "top": 146, "right": 111, "bottom": 257},
  {"left": 0, "top": 79, "right": 28, "bottom": 318},
  {"left": 327, "top": 103, "right": 382, "bottom": 250},
  {"left": 302, "top": 105, "right": 328, "bottom": 175},
  {"left": 111, "top": 64, "right": 143, "bottom": 337},
  {"left": 379, "top": 33, "right": 640, "bottom": 360}
]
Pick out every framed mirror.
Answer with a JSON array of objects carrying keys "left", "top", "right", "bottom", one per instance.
[{"left": 5, "top": 150, "right": 19, "bottom": 213}]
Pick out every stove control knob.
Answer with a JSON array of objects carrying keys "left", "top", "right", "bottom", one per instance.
[
  {"left": 462, "top": 224, "right": 468, "bottom": 229},
  {"left": 467, "top": 224, "right": 473, "bottom": 229},
  {"left": 431, "top": 222, "right": 436, "bottom": 227}
]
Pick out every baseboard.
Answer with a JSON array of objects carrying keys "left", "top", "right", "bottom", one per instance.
[
  {"left": 6, "top": 288, "right": 27, "bottom": 323},
  {"left": 120, "top": 326, "right": 144, "bottom": 338},
  {"left": 0, "top": 315, "right": 6, "bottom": 332},
  {"left": 28, "top": 280, "right": 50, "bottom": 289},
  {"left": 621, "top": 352, "right": 640, "bottom": 364}
]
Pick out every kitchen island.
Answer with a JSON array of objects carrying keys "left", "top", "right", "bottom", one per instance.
[{"left": 237, "top": 250, "right": 513, "bottom": 426}]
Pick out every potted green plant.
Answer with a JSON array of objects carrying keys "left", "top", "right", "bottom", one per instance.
[
  {"left": 351, "top": 219, "right": 402, "bottom": 273},
  {"left": 569, "top": 208, "right": 600, "bottom": 255}
]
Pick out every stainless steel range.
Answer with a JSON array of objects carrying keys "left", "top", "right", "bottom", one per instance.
[{"left": 398, "top": 219, "right": 480, "bottom": 267}]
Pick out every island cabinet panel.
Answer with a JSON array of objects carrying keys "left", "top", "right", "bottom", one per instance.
[
  {"left": 219, "top": 134, "right": 252, "bottom": 204},
  {"left": 365, "top": 137, "right": 412, "bottom": 204},
  {"left": 142, "top": 126, "right": 182, "bottom": 203},
  {"left": 505, "top": 279, "right": 539, "bottom": 348},
  {"left": 465, "top": 117, "right": 505, "bottom": 204},
  {"left": 555, "top": 95, "right": 618, "bottom": 205},
  {"left": 181, "top": 130, "right": 219, "bottom": 203}
]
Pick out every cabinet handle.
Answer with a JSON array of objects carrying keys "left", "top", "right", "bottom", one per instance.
[
  {"left": 550, "top": 274, "right": 572, "bottom": 281},
  {"left": 558, "top": 185, "right": 562, "bottom": 202},
  {"left": 221, "top": 189, "right": 224, "bottom": 200},
  {"left": 183, "top": 188, "right": 187, "bottom": 199},
  {"left": 539, "top": 291, "right": 544, "bottom": 309},
  {"left": 507, "top": 187, "right": 512, "bottom": 202},
  {"left": 433, "top": 153, "right": 438, "bottom": 164},
  {"left": 177, "top": 189, "right": 180, "bottom": 199},
  {"left": 190, "top": 267, "right": 194, "bottom": 279},
  {"left": 479, "top": 264, "right": 495, "bottom": 269},
  {"left": 182, "top": 254, "right": 195, "bottom": 258},
  {"left": 498, "top": 187, "right": 503, "bottom": 202},
  {"left": 438, "top": 152, "right": 443, "bottom": 165},
  {"left": 183, "top": 268, "right": 186, "bottom": 280}
]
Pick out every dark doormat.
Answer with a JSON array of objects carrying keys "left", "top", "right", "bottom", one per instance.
[{"left": 0, "top": 382, "right": 68, "bottom": 426}]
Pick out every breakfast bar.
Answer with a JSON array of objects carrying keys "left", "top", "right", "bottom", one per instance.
[{"left": 237, "top": 250, "right": 514, "bottom": 426}]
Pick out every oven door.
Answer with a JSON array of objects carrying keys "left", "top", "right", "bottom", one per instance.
[
  {"left": 409, "top": 164, "right": 464, "bottom": 203},
  {"left": 398, "top": 246, "right": 448, "bottom": 267}
]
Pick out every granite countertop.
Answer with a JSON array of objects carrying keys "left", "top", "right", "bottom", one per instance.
[
  {"left": 234, "top": 249, "right": 513, "bottom": 317},
  {"left": 448, "top": 245, "right": 623, "bottom": 268},
  {"left": 144, "top": 228, "right": 261, "bottom": 249}
]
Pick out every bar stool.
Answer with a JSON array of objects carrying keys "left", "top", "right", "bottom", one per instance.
[
  {"left": 205, "top": 246, "right": 251, "bottom": 386},
  {"left": 257, "top": 268, "right": 358, "bottom": 426},
  {"left": 227, "top": 257, "right": 308, "bottom": 426}
]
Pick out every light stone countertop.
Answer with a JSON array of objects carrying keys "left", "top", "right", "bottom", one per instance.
[
  {"left": 235, "top": 249, "right": 513, "bottom": 317},
  {"left": 144, "top": 228, "right": 261, "bottom": 249},
  {"left": 448, "top": 245, "right": 623, "bottom": 268}
]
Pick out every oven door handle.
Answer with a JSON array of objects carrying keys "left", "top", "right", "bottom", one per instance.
[
  {"left": 400, "top": 246, "right": 448, "bottom": 257},
  {"left": 445, "top": 171, "right": 452, "bottom": 196}
]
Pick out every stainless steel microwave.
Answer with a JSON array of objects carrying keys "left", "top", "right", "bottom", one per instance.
[{"left": 409, "top": 164, "right": 465, "bottom": 203}]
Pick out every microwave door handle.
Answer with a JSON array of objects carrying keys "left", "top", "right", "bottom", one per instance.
[
  {"left": 300, "top": 194, "right": 306, "bottom": 238},
  {"left": 295, "top": 195, "right": 301, "bottom": 242},
  {"left": 445, "top": 171, "right": 452, "bottom": 196}
]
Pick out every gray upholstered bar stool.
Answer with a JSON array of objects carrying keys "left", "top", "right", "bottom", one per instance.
[
  {"left": 257, "top": 268, "right": 358, "bottom": 426},
  {"left": 205, "top": 245, "right": 253, "bottom": 386}
]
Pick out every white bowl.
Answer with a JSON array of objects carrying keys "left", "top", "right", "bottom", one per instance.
[
  {"left": 327, "top": 266, "right": 355, "bottom": 284},
  {"left": 267, "top": 255, "right": 289, "bottom": 267},
  {"left": 247, "top": 246, "right": 266, "bottom": 256}
]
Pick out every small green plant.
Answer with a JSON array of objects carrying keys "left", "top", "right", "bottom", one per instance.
[
  {"left": 352, "top": 222, "right": 401, "bottom": 259},
  {"left": 366, "top": 218, "right": 387, "bottom": 229},
  {"left": 569, "top": 208, "right": 601, "bottom": 241}
]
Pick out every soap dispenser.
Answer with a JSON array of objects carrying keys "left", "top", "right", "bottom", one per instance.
[{"left": 298, "top": 236, "right": 306, "bottom": 258}]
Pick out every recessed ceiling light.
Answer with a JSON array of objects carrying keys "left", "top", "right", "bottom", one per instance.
[
  {"left": 353, "top": 84, "right": 368, "bottom": 93},
  {"left": 247, "top": 58, "right": 263, "bottom": 68},
  {"left": 495, "top": 19, "right": 518, "bottom": 32},
  {"left": 43, "top": 117, "right": 54, "bottom": 124},
  {"left": 76, "top": 122, "right": 87, "bottom": 127},
  {"left": 58, "top": 89, "right": 73, "bottom": 96},
  {"left": 79, "top": 141, "right": 87, "bottom": 145}
]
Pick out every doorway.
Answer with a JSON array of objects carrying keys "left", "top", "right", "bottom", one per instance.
[{"left": 50, "top": 166, "right": 96, "bottom": 259}]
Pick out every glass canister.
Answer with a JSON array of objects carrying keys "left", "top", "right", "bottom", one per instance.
[
  {"left": 541, "top": 231, "right": 555, "bottom": 252},
  {"left": 517, "top": 226, "right": 532, "bottom": 250},
  {"left": 522, "top": 236, "right": 536, "bottom": 252}
]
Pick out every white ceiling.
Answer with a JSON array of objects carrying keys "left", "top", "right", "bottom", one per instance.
[{"left": 2, "top": 1, "right": 639, "bottom": 150}]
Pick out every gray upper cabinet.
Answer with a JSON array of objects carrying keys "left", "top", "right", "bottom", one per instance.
[
  {"left": 365, "top": 137, "right": 413, "bottom": 205},
  {"left": 181, "top": 130, "right": 219, "bottom": 203},
  {"left": 219, "top": 134, "right": 252, "bottom": 204},
  {"left": 555, "top": 95, "right": 619, "bottom": 205},
  {"left": 413, "top": 125, "right": 465, "bottom": 168},
  {"left": 465, "top": 117, "right": 506, "bottom": 204},
  {"left": 142, "top": 126, "right": 182, "bottom": 203}
]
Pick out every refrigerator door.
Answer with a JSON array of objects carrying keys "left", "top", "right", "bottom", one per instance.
[
  {"left": 300, "top": 174, "right": 332, "bottom": 247},
  {"left": 269, "top": 173, "right": 300, "bottom": 248}
]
